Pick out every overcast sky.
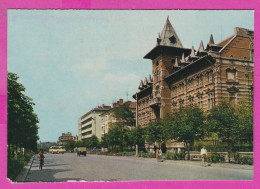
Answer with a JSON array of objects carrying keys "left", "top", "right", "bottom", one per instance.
[{"left": 8, "top": 10, "right": 254, "bottom": 142}]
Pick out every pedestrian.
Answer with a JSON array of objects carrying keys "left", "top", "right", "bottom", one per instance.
[
  {"left": 158, "top": 149, "right": 164, "bottom": 162},
  {"left": 156, "top": 148, "right": 159, "bottom": 162},
  {"left": 200, "top": 145, "right": 207, "bottom": 166},
  {"left": 38, "top": 149, "right": 45, "bottom": 170}
]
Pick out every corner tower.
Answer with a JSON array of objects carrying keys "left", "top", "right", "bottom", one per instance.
[{"left": 144, "top": 17, "right": 191, "bottom": 119}]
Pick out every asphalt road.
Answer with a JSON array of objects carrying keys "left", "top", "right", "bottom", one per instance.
[{"left": 25, "top": 153, "right": 253, "bottom": 182}]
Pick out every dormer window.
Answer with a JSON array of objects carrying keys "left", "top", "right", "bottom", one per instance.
[
  {"left": 230, "top": 55, "right": 234, "bottom": 59},
  {"left": 244, "top": 57, "right": 247, "bottom": 60},
  {"left": 169, "top": 35, "right": 176, "bottom": 44}
]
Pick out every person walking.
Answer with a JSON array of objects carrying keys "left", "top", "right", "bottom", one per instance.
[
  {"left": 38, "top": 149, "right": 45, "bottom": 170},
  {"left": 156, "top": 148, "right": 159, "bottom": 162},
  {"left": 200, "top": 145, "right": 207, "bottom": 166}
]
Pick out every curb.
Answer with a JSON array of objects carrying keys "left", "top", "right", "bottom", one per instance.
[{"left": 16, "top": 154, "right": 35, "bottom": 182}]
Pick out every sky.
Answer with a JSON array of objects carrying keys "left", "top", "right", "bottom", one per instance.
[{"left": 7, "top": 10, "right": 254, "bottom": 142}]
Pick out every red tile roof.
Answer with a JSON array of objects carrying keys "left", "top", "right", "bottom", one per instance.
[{"left": 217, "top": 35, "right": 234, "bottom": 46}]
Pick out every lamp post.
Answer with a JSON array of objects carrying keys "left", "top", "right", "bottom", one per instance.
[{"left": 136, "top": 92, "right": 139, "bottom": 157}]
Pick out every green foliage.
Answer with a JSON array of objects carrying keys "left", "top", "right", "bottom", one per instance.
[
  {"left": 165, "top": 152, "right": 185, "bottom": 160},
  {"left": 234, "top": 101, "right": 253, "bottom": 143},
  {"left": 113, "top": 104, "right": 135, "bottom": 124},
  {"left": 65, "top": 140, "right": 77, "bottom": 151},
  {"left": 207, "top": 101, "right": 242, "bottom": 162},
  {"left": 207, "top": 101, "right": 239, "bottom": 144},
  {"left": 167, "top": 105, "right": 205, "bottom": 159},
  {"left": 7, "top": 152, "right": 33, "bottom": 180},
  {"left": 145, "top": 119, "right": 170, "bottom": 147},
  {"left": 234, "top": 153, "right": 253, "bottom": 165},
  {"left": 125, "top": 127, "right": 145, "bottom": 149},
  {"left": 168, "top": 105, "right": 205, "bottom": 144},
  {"left": 8, "top": 72, "right": 39, "bottom": 155},
  {"left": 82, "top": 135, "right": 100, "bottom": 148},
  {"left": 207, "top": 153, "right": 225, "bottom": 163}
]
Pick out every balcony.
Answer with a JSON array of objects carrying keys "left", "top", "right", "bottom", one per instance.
[{"left": 149, "top": 97, "right": 161, "bottom": 108}]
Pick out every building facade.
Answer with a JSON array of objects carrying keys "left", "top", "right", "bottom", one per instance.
[
  {"left": 78, "top": 105, "right": 111, "bottom": 141},
  {"left": 100, "top": 99, "right": 136, "bottom": 137},
  {"left": 133, "top": 17, "right": 254, "bottom": 150},
  {"left": 57, "top": 132, "right": 75, "bottom": 146}
]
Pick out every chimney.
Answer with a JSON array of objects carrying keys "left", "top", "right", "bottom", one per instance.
[{"left": 119, "top": 99, "right": 124, "bottom": 105}]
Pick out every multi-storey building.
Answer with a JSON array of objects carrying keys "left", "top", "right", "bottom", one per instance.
[
  {"left": 57, "top": 132, "right": 75, "bottom": 146},
  {"left": 133, "top": 17, "right": 254, "bottom": 151},
  {"left": 100, "top": 99, "right": 136, "bottom": 137},
  {"left": 78, "top": 105, "right": 111, "bottom": 141}
]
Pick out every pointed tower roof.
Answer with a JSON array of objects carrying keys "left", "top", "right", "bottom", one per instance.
[
  {"left": 173, "top": 57, "right": 180, "bottom": 68},
  {"left": 148, "top": 74, "right": 153, "bottom": 84},
  {"left": 138, "top": 80, "right": 144, "bottom": 90},
  {"left": 158, "top": 17, "right": 183, "bottom": 48},
  {"left": 180, "top": 52, "right": 186, "bottom": 63},
  {"left": 143, "top": 77, "right": 148, "bottom": 86},
  {"left": 198, "top": 40, "right": 205, "bottom": 52},
  {"left": 209, "top": 34, "right": 215, "bottom": 45},
  {"left": 190, "top": 46, "right": 196, "bottom": 58}
]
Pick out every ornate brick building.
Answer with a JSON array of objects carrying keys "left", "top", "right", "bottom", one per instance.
[{"left": 133, "top": 17, "right": 254, "bottom": 129}]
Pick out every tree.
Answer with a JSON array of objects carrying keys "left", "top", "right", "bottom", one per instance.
[
  {"left": 234, "top": 101, "right": 253, "bottom": 144},
  {"left": 8, "top": 72, "right": 39, "bottom": 156},
  {"left": 113, "top": 104, "right": 135, "bottom": 125},
  {"left": 82, "top": 135, "right": 100, "bottom": 148},
  {"left": 207, "top": 101, "right": 239, "bottom": 161},
  {"left": 65, "top": 140, "right": 76, "bottom": 151},
  {"left": 106, "top": 123, "right": 128, "bottom": 152},
  {"left": 168, "top": 105, "right": 205, "bottom": 159},
  {"left": 101, "top": 134, "right": 109, "bottom": 148},
  {"left": 125, "top": 127, "right": 145, "bottom": 151},
  {"left": 145, "top": 119, "right": 170, "bottom": 149}
]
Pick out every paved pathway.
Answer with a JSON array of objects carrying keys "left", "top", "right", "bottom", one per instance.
[{"left": 25, "top": 153, "right": 253, "bottom": 182}]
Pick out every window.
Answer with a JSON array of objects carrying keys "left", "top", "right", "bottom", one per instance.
[
  {"left": 155, "top": 85, "right": 160, "bottom": 97},
  {"left": 188, "top": 95, "right": 194, "bottom": 105},
  {"left": 249, "top": 87, "right": 254, "bottom": 105},
  {"left": 179, "top": 83, "right": 184, "bottom": 93},
  {"left": 198, "top": 95, "right": 203, "bottom": 109},
  {"left": 172, "top": 86, "right": 177, "bottom": 96},
  {"left": 208, "top": 93, "right": 214, "bottom": 109},
  {"left": 179, "top": 99, "right": 184, "bottom": 109},
  {"left": 208, "top": 71, "right": 214, "bottom": 84},
  {"left": 172, "top": 101, "right": 177, "bottom": 111},
  {"left": 226, "top": 69, "right": 236, "bottom": 81},
  {"left": 197, "top": 75, "right": 203, "bottom": 87},
  {"left": 188, "top": 79, "right": 194, "bottom": 90}
]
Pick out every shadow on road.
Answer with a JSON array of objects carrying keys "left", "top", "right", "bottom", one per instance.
[{"left": 25, "top": 168, "right": 76, "bottom": 182}]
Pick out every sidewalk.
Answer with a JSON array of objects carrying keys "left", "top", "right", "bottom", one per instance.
[
  {"left": 92, "top": 154, "right": 253, "bottom": 170},
  {"left": 15, "top": 155, "right": 35, "bottom": 182}
]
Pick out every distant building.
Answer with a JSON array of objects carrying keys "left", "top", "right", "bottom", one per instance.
[
  {"left": 100, "top": 99, "right": 136, "bottom": 137},
  {"left": 57, "top": 132, "right": 75, "bottom": 146},
  {"left": 133, "top": 17, "right": 254, "bottom": 151},
  {"left": 78, "top": 105, "right": 111, "bottom": 141}
]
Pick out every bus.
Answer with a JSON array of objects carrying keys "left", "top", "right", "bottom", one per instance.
[{"left": 49, "top": 146, "right": 66, "bottom": 154}]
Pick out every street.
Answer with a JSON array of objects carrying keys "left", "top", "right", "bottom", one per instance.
[{"left": 25, "top": 153, "right": 253, "bottom": 182}]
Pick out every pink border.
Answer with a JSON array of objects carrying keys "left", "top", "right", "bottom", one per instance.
[{"left": 0, "top": 0, "right": 259, "bottom": 188}]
